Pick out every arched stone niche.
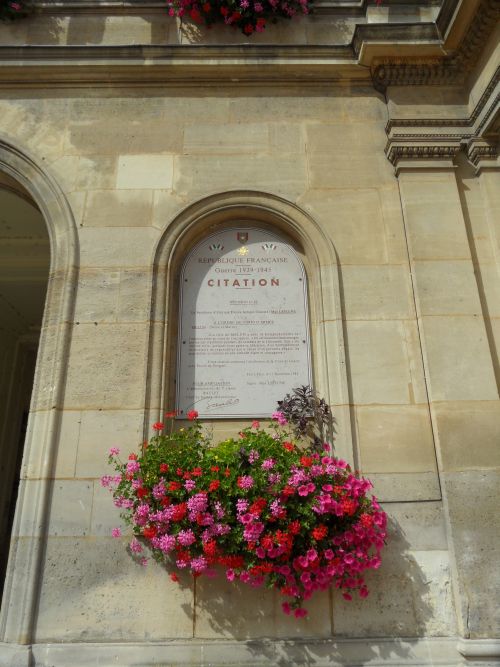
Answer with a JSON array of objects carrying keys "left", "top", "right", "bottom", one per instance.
[
  {"left": 0, "top": 135, "right": 78, "bottom": 652},
  {"left": 147, "top": 191, "right": 355, "bottom": 463}
]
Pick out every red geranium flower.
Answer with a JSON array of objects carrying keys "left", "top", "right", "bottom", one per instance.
[
  {"left": 261, "top": 535, "right": 273, "bottom": 550},
  {"left": 312, "top": 525, "right": 328, "bottom": 540},
  {"left": 153, "top": 422, "right": 164, "bottom": 431},
  {"left": 189, "top": 7, "right": 202, "bottom": 21},
  {"left": 250, "top": 498, "right": 266, "bottom": 515},
  {"left": 172, "top": 503, "right": 187, "bottom": 521},
  {"left": 143, "top": 526, "right": 157, "bottom": 539},
  {"left": 209, "top": 480, "right": 220, "bottom": 492},
  {"left": 160, "top": 463, "right": 169, "bottom": 473},
  {"left": 203, "top": 540, "right": 217, "bottom": 556},
  {"left": 187, "top": 410, "right": 199, "bottom": 420}
]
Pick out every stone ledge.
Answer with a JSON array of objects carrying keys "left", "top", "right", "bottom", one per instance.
[
  {"left": 457, "top": 638, "right": 500, "bottom": 659},
  {"left": 0, "top": 643, "right": 30, "bottom": 667},
  {"left": 0, "top": 637, "right": 475, "bottom": 667}
]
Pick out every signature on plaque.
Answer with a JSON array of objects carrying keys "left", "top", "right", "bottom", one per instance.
[{"left": 205, "top": 397, "right": 240, "bottom": 411}]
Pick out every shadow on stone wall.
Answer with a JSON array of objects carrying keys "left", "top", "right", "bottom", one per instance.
[{"left": 173, "top": 515, "right": 442, "bottom": 665}]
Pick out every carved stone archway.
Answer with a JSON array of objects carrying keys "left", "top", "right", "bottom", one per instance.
[
  {"left": 146, "top": 190, "right": 356, "bottom": 465},
  {"left": 0, "top": 136, "right": 78, "bottom": 664}
]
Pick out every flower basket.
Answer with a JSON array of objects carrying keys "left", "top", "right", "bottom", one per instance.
[
  {"left": 167, "top": 0, "right": 311, "bottom": 36},
  {"left": 166, "top": 0, "right": 382, "bottom": 36},
  {"left": 104, "top": 405, "right": 386, "bottom": 617}
]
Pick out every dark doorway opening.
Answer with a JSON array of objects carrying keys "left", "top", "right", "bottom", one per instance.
[{"left": 0, "top": 179, "right": 49, "bottom": 602}]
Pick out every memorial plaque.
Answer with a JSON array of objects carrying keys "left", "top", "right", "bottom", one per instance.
[{"left": 176, "top": 228, "right": 311, "bottom": 418}]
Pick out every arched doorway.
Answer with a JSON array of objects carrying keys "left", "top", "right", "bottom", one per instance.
[
  {"left": 0, "top": 175, "right": 50, "bottom": 601},
  {"left": 0, "top": 138, "right": 77, "bottom": 653}
]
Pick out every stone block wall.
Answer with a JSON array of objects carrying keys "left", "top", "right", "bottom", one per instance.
[
  {"left": 0, "top": 85, "right": 454, "bottom": 642},
  {"left": 0, "top": 2, "right": 499, "bottom": 665}
]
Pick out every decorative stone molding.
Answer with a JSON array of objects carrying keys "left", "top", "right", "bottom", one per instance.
[
  {"left": 0, "top": 137, "right": 78, "bottom": 647},
  {"left": 386, "top": 141, "right": 461, "bottom": 171},
  {"left": 385, "top": 66, "right": 500, "bottom": 136},
  {"left": 457, "top": 638, "right": 500, "bottom": 660},
  {"left": 371, "top": 0, "right": 500, "bottom": 92},
  {"left": 0, "top": 2, "right": 487, "bottom": 88},
  {"left": 466, "top": 137, "right": 499, "bottom": 171},
  {"left": 0, "top": 637, "right": 472, "bottom": 667},
  {"left": 385, "top": 63, "right": 499, "bottom": 171}
]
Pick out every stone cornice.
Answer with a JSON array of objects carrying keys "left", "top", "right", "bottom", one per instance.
[
  {"left": 0, "top": 1, "right": 495, "bottom": 90},
  {"left": 371, "top": 0, "right": 500, "bottom": 92},
  {"left": 0, "top": 21, "right": 459, "bottom": 87},
  {"left": 0, "top": 44, "right": 373, "bottom": 87},
  {"left": 385, "top": 66, "right": 500, "bottom": 134},
  {"left": 31, "top": 0, "right": 441, "bottom": 17},
  {"left": 385, "top": 65, "right": 499, "bottom": 171},
  {"left": 387, "top": 143, "right": 462, "bottom": 170},
  {"left": 466, "top": 137, "right": 499, "bottom": 170}
]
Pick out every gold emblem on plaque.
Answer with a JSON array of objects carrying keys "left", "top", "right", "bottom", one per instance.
[{"left": 237, "top": 246, "right": 249, "bottom": 256}]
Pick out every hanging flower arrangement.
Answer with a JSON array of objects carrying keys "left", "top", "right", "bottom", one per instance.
[
  {"left": 104, "top": 397, "right": 386, "bottom": 617},
  {"left": 0, "top": 0, "right": 382, "bottom": 34},
  {"left": 166, "top": 0, "right": 310, "bottom": 35},
  {"left": 166, "top": 0, "right": 382, "bottom": 36}
]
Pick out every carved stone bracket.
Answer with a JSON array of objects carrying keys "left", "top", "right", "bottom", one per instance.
[
  {"left": 371, "top": 0, "right": 500, "bottom": 93},
  {"left": 386, "top": 133, "right": 499, "bottom": 174},
  {"left": 385, "top": 63, "right": 499, "bottom": 173},
  {"left": 386, "top": 142, "right": 461, "bottom": 165},
  {"left": 466, "top": 137, "right": 499, "bottom": 171}
]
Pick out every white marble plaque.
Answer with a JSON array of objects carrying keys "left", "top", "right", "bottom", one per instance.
[{"left": 176, "top": 228, "right": 311, "bottom": 418}]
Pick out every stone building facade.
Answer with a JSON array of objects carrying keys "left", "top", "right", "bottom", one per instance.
[{"left": 0, "top": 0, "right": 499, "bottom": 665}]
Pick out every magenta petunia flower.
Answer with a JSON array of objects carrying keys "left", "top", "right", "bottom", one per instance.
[
  {"left": 237, "top": 475, "right": 254, "bottom": 490},
  {"left": 271, "top": 411, "right": 287, "bottom": 426},
  {"left": 129, "top": 538, "right": 143, "bottom": 553}
]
